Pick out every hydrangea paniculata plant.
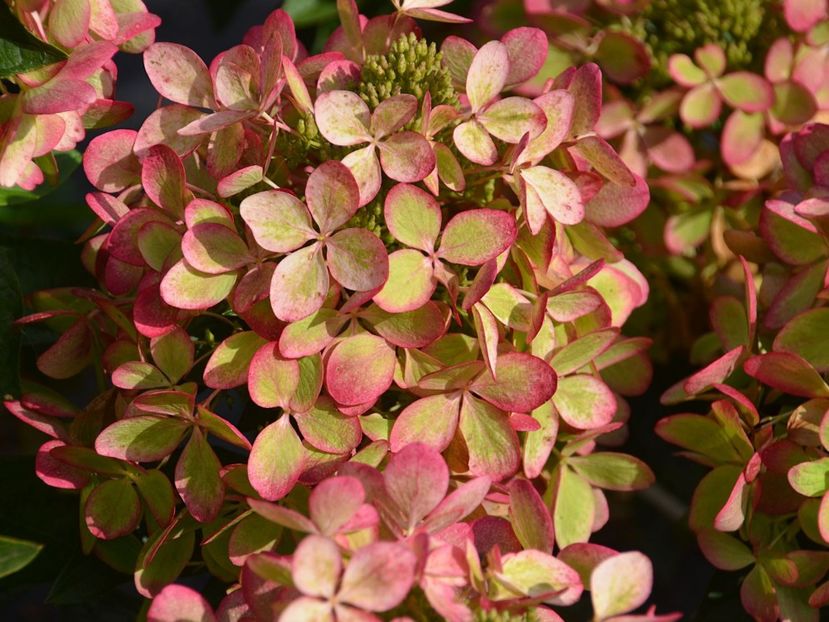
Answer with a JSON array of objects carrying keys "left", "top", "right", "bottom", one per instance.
[
  {"left": 6, "top": 1, "right": 675, "bottom": 619},
  {"left": 658, "top": 123, "right": 829, "bottom": 621}
]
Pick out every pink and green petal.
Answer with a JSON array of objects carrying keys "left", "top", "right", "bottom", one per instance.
[
  {"left": 389, "top": 393, "right": 462, "bottom": 453},
  {"left": 248, "top": 416, "right": 306, "bottom": 501},
  {"left": 240, "top": 191, "right": 315, "bottom": 253},
  {"left": 314, "top": 90, "right": 372, "bottom": 146},
  {"left": 181, "top": 223, "right": 252, "bottom": 274},
  {"left": 453, "top": 120, "right": 498, "bottom": 166},
  {"left": 160, "top": 260, "right": 237, "bottom": 310},
  {"left": 383, "top": 182, "right": 442, "bottom": 251},
  {"left": 326, "top": 228, "right": 389, "bottom": 291},
  {"left": 306, "top": 160, "right": 361, "bottom": 233},
  {"left": 175, "top": 428, "right": 224, "bottom": 523},
  {"left": 438, "top": 209, "right": 516, "bottom": 266},
  {"left": 144, "top": 43, "right": 214, "bottom": 108},
  {"left": 270, "top": 244, "right": 329, "bottom": 322},
  {"left": 325, "top": 333, "right": 395, "bottom": 406},
  {"left": 470, "top": 352, "right": 557, "bottom": 413},
  {"left": 377, "top": 131, "right": 435, "bottom": 183}
]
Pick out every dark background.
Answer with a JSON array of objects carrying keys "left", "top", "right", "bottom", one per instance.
[{"left": 0, "top": 1, "right": 745, "bottom": 619}]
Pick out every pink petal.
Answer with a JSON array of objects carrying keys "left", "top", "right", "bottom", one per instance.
[
  {"left": 466, "top": 40, "right": 509, "bottom": 112},
  {"left": 377, "top": 131, "right": 435, "bottom": 182},
  {"left": 134, "top": 104, "right": 206, "bottom": 157},
  {"left": 144, "top": 42, "right": 213, "bottom": 107},
  {"left": 325, "top": 333, "right": 395, "bottom": 406},
  {"left": 148, "top": 584, "right": 217, "bottom": 622},
  {"left": 83, "top": 129, "right": 140, "bottom": 192},
  {"left": 590, "top": 552, "right": 653, "bottom": 619},
  {"left": 502, "top": 27, "right": 547, "bottom": 88},
  {"left": 338, "top": 542, "right": 417, "bottom": 611},
  {"left": 584, "top": 173, "right": 649, "bottom": 228},
  {"left": 306, "top": 160, "right": 360, "bottom": 233},
  {"left": 309, "top": 476, "right": 365, "bottom": 536},
  {"left": 566, "top": 63, "right": 602, "bottom": 137},
  {"left": 667, "top": 54, "right": 707, "bottom": 87},
  {"left": 293, "top": 535, "right": 341, "bottom": 599},
  {"left": 314, "top": 90, "right": 372, "bottom": 146},
  {"left": 22, "top": 79, "right": 97, "bottom": 114},
  {"left": 270, "top": 244, "right": 329, "bottom": 322},
  {"left": 384, "top": 443, "right": 449, "bottom": 530},
  {"left": 784, "top": 0, "right": 828, "bottom": 31}
]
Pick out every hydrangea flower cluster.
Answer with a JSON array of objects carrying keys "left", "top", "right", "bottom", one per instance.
[
  {"left": 0, "top": 0, "right": 159, "bottom": 190},
  {"left": 480, "top": 0, "right": 829, "bottom": 361},
  {"left": 5, "top": 1, "right": 671, "bottom": 619},
  {"left": 657, "top": 123, "right": 829, "bottom": 621}
]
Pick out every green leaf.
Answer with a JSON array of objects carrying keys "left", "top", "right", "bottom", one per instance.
[
  {"left": 0, "top": 3, "right": 67, "bottom": 78},
  {"left": 283, "top": 0, "right": 338, "bottom": 28},
  {"left": 0, "top": 535, "right": 42, "bottom": 579}
]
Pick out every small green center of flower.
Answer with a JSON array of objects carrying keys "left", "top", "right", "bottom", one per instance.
[{"left": 358, "top": 32, "right": 458, "bottom": 111}]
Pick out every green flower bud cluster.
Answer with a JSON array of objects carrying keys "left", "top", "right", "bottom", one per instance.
[
  {"left": 473, "top": 608, "right": 541, "bottom": 622},
  {"left": 359, "top": 32, "right": 458, "bottom": 110},
  {"left": 632, "top": 0, "right": 781, "bottom": 77},
  {"left": 446, "top": 177, "right": 497, "bottom": 208},
  {"left": 346, "top": 192, "right": 396, "bottom": 246}
]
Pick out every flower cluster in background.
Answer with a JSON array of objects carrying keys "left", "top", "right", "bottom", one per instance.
[
  {"left": 0, "top": 0, "right": 159, "bottom": 190},
  {"left": 5, "top": 0, "right": 674, "bottom": 619}
]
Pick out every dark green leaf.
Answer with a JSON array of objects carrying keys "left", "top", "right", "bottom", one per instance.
[
  {"left": 0, "top": 534, "right": 42, "bottom": 579},
  {"left": 0, "top": 3, "right": 66, "bottom": 78}
]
